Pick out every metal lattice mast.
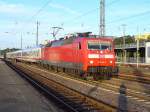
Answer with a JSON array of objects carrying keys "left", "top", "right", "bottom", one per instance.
[{"left": 100, "top": 0, "right": 105, "bottom": 37}]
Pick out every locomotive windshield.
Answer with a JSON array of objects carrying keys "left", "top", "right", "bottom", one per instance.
[{"left": 88, "top": 41, "right": 112, "bottom": 50}]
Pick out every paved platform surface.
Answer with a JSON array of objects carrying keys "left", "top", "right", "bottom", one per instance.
[{"left": 0, "top": 60, "right": 64, "bottom": 112}]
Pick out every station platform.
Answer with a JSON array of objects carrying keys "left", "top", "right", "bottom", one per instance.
[{"left": 0, "top": 60, "right": 63, "bottom": 112}]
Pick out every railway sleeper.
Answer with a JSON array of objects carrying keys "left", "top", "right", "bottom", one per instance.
[
  {"left": 7, "top": 61, "right": 117, "bottom": 112},
  {"left": 76, "top": 107, "right": 98, "bottom": 112}
]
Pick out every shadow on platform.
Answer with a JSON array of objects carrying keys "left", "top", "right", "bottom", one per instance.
[{"left": 117, "top": 83, "right": 128, "bottom": 112}]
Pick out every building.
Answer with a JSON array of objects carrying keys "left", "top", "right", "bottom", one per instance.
[
  {"left": 115, "top": 41, "right": 150, "bottom": 64},
  {"left": 146, "top": 42, "right": 150, "bottom": 63}
]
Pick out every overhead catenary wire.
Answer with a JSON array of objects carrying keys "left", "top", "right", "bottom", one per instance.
[
  {"left": 28, "top": 0, "right": 52, "bottom": 21},
  {"left": 62, "top": 0, "right": 150, "bottom": 29},
  {"left": 18, "top": 0, "right": 52, "bottom": 33},
  {"left": 16, "top": 0, "right": 150, "bottom": 46},
  {"left": 107, "top": 10, "right": 150, "bottom": 24},
  {"left": 106, "top": 0, "right": 121, "bottom": 6},
  {"left": 17, "top": 0, "right": 120, "bottom": 34},
  {"left": 62, "top": 0, "right": 121, "bottom": 25},
  {"left": 17, "top": 0, "right": 52, "bottom": 48}
]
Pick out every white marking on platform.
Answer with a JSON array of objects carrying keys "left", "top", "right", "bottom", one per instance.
[
  {"left": 131, "top": 97, "right": 139, "bottom": 100},
  {"left": 137, "top": 100, "right": 146, "bottom": 102}
]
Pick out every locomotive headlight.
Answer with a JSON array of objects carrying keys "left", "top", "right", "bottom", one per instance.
[
  {"left": 89, "top": 60, "right": 94, "bottom": 64},
  {"left": 110, "top": 61, "right": 113, "bottom": 63}
]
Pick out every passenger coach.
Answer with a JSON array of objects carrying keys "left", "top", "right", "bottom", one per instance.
[{"left": 6, "top": 47, "right": 41, "bottom": 62}]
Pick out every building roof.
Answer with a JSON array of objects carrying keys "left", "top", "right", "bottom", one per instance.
[{"left": 135, "top": 33, "right": 150, "bottom": 40}]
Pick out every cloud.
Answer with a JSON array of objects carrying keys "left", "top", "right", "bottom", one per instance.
[
  {"left": 0, "top": 1, "right": 26, "bottom": 14},
  {"left": 49, "top": 3, "right": 79, "bottom": 15}
]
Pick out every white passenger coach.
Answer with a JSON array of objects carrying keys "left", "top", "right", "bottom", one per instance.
[{"left": 6, "top": 47, "right": 42, "bottom": 62}]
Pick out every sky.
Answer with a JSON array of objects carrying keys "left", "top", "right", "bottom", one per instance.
[{"left": 0, "top": 0, "right": 150, "bottom": 49}]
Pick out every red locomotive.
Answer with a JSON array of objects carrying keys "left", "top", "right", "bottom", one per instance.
[{"left": 6, "top": 32, "right": 118, "bottom": 80}]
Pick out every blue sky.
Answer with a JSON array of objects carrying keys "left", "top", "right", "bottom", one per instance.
[{"left": 0, "top": 0, "right": 150, "bottom": 49}]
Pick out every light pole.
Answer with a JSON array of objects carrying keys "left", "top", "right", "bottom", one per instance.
[
  {"left": 136, "top": 26, "right": 140, "bottom": 68},
  {"left": 36, "top": 21, "right": 40, "bottom": 46},
  {"left": 21, "top": 33, "right": 23, "bottom": 50},
  {"left": 136, "top": 38, "right": 139, "bottom": 68},
  {"left": 0, "top": 48, "right": 1, "bottom": 57},
  {"left": 20, "top": 33, "right": 23, "bottom": 59},
  {"left": 122, "top": 24, "right": 126, "bottom": 63}
]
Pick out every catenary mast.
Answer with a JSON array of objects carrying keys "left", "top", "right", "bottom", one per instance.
[{"left": 100, "top": 0, "right": 105, "bottom": 37}]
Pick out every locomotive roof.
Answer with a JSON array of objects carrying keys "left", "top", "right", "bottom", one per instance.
[
  {"left": 45, "top": 35, "right": 114, "bottom": 48},
  {"left": 44, "top": 32, "right": 114, "bottom": 48}
]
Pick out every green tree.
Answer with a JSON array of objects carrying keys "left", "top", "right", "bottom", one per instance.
[
  {"left": 0, "top": 48, "right": 19, "bottom": 55},
  {"left": 114, "top": 35, "right": 135, "bottom": 45}
]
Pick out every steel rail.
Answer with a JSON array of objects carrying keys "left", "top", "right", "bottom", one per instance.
[
  {"left": 5, "top": 61, "right": 108, "bottom": 112},
  {"left": 5, "top": 61, "right": 88, "bottom": 112},
  {"left": 11, "top": 61, "right": 150, "bottom": 103}
]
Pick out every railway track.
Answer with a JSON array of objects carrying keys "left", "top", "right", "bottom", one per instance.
[
  {"left": 93, "top": 81, "right": 150, "bottom": 102},
  {"left": 10, "top": 61, "right": 150, "bottom": 105},
  {"left": 6, "top": 60, "right": 117, "bottom": 112},
  {"left": 37, "top": 63, "right": 150, "bottom": 101},
  {"left": 74, "top": 79, "right": 150, "bottom": 104},
  {"left": 102, "top": 78, "right": 150, "bottom": 93},
  {"left": 118, "top": 74, "right": 150, "bottom": 84},
  {"left": 55, "top": 73, "right": 150, "bottom": 103}
]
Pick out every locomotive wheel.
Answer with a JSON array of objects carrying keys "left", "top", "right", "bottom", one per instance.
[
  {"left": 80, "top": 72, "right": 87, "bottom": 80},
  {"left": 103, "top": 71, "right": 107, "bottom": 80},
  {"left": 112, "top": 67, "right": 119, "bottom": 77},
  {"left": 104, "top": 72, "right": 111, "bottom": 80},
  {"left": 113, "top": 74, "right": 119, "bottom": 78},
  {"left": 93, "top": 74, "right": 99, "bottom": 81},
  {"left": 63, "top": 68, "right": 65, "bottom": 72},
  {"left": 99, "top": 75, "right": 104, "bottom": 80}
]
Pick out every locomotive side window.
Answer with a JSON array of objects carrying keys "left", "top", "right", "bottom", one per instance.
[{"left": 88, "top": 41, "right": 112, "bottom": 50}]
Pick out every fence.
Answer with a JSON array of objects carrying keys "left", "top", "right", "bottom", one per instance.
[
  {"left": 116, "top": 57, "right": 145, "bottom": 63},
  {"left": 115, "top": 42, "right": 145, "bottom": 49}
]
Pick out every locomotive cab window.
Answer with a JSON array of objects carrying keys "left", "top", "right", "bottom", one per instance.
[
  {"left": 88, "top": 41, "right": 112, "bottom": 50},
  {"left": 101, "top": 43, "right": 112, "bottom": 50}
]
